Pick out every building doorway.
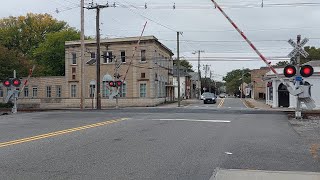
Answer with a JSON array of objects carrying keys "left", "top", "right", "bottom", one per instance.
[{"left": 278, "top": 83, "right": 289, "bottom": 107}]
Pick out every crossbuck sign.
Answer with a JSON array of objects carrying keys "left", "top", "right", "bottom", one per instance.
[{"left": 287, "top": 38, "right": 309, "bottom": 58}]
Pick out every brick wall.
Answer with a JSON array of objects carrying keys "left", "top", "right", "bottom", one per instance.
[{"left": 251, "top": 67, "right": 270, "bottom": 99}]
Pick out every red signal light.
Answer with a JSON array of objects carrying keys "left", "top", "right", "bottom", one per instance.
[
  {"left": 283, "top": 65, "right": 296, "bottom": 78},
  {"left": 12, "top": 78, "right": 21, "bottom": 87},
  {"left": 108, "top": 81, "right": 115, "bottom": 87},
  {"left": 300, "top": 65, "right": 314, "bottom": 77},
  {"left": 116, "top": 81, "right": 122, "bottom": 87},
  {"left": 3, "top": 80, "right": 11, "bottom": 87},
  {"left": 286, "top": 68, "right": 294, "bottom": 75}
]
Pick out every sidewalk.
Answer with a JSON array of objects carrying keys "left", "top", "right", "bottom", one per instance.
[
  {"left": 157, "top": 99, "right": 200, "bottom": 108},
  {"left": 244, "top": 98, "right": 294, "bottom": 112}
]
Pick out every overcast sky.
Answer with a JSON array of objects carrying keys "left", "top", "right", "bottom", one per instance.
[{"left": 1, "top": 0, "right": 320, "bottom": 80}]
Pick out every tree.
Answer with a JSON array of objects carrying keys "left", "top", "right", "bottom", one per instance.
[
  {"left": 275, "top": 61, "right": 289, "bottom": 66},
  {"left": 0, "top": 13, "right": 68, "bottom": 56},
  {"left": 173, "top": 59, "right": 194, "bottom": 72},
  {"left": 32, "top": 29, "right": 80, "bottom": 76},
  {"left": 223, "top": 68, "right": 251, "bottom": 94},
  {"left": 0, "top": 45, "right": 32, "bottom": 80},
  {"left": 301, "top": 46, "right": 320, "bottom": 64}
]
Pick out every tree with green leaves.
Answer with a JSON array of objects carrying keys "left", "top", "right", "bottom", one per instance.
[
  {"left": 301, "top": 46, "right": 320, "bottom": 64},
  {"left": 32, "top": 29, "right": 80, "bottom": 76},
  {"left": 0, "top": 13, "right": 79, "bottom": 76},
  {"left": 223, "top": 68, "right": 251, "bottom": 94},
  {"left": 275, "top": 61, "right": 289, "bottom": 66},
  {"left": 173, "top": 59, "right": 194, "bottom": 72},
  {"left": 0, "top": 45, "right": 32, "bottom": 80},
  {"left": 0, "top": 13, "right": 69, "bottom": 56}
]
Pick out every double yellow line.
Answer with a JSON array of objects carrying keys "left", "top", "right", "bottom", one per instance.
[
  {"left": 218, "top": 98, "right": 225, "bottom": 108},
  {"left": 0, "top": 118, "right": 127, "bottom": 148}
]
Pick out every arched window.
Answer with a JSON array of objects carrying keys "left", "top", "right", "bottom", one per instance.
[{"left": 102, "top": 74, "right": 113, "bottom": 98}]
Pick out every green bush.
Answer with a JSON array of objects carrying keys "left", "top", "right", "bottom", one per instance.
[{"left": 0, "top": 102, "right": 13, "bottom": 108}]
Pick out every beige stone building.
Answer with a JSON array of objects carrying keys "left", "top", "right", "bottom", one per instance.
[{"left": 1, "top": 36, "right": 174, "bottom": 108}]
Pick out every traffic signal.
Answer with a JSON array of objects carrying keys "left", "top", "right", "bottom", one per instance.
[
  {"left": 283, "top": 65, "right": 296, "bottom": 78},
  {"left": 300, "top": 65, "right": 314, "bottom": 77}
]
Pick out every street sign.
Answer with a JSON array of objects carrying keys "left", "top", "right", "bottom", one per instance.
[
  {"left": 300, "top": 38, "right": 309, "bottom": 47},
  {"left": 295, "top": 76, "right": 302, "bottom": 82},
  {"left": 288, "top": 39, "right": 296, "bottom": 47},
  {"left": 288, "top": 48, "right": 299, "bottom": 58},
  {"left": 287, "top": 38, "right": 309, "bottom": 58},
  {"left": 299, "top": 49, "right": 309, "bottom": 58}
]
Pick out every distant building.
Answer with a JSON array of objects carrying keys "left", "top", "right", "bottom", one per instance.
[
  {"left": 263, "top": 60, "right": 320, "bottom": 109},
  {"left": 173, "top": 66, "right": 192, "bottom": 99},
  {"left": 250, "top": 67, "right": 270, "bottom": 99},
  {"left": 188, "top": 72, "right": 201, "bottom": 99},
  {"left": 0, "top": 36, "right": 175, "bottom": 108}
]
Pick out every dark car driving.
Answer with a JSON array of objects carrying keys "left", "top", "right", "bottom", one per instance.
[{"left": 203, "top": 93, "right": 217, "bottom": 104}]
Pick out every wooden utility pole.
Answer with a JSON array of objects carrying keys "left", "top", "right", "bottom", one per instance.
[
  {"left": 86, "top": 3, "right": 108, "bottom": 110},
  {"left": 177, "top": 32, "right": 181, "bottom": 107},
  {"left": 80, "top": 0, "right": 85, "bottom": 110}
]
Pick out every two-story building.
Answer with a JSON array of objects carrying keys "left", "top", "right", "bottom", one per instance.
[{"left": 1, "top": 36, "right": 174, "bottom": 108}]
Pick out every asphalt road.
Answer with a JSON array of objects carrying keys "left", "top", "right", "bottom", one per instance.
[{"left": 0, "top": 100, "right": 319, "bottom": 179}]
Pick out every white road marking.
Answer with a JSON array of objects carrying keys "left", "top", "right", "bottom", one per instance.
[
  {"left": 151, "top": 119, "right": 231, "bottom": 123},
  {"left": 225, "top": 152, "right": 233, "bottom": 155}
]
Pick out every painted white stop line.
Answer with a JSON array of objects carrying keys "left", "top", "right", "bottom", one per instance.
[{"left": 151, "top": 119, "right": 231, "bottom": 123}]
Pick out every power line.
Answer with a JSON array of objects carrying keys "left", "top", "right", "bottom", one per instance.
[{"left": 116, "top": 2, "right": 177, "bottom": 32}]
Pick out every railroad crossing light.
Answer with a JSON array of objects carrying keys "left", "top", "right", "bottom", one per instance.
[
  {"left": 300, "top": 65, "right": 314, "bottom": 77},
  {"left": 116, "top": 81, "right": 122, "bottom": 87},
  {"left": 3, "top": 79, "right": 11, "bottom": 87},
  {"left": 283, "top": 65, "right": 296, "bottom": 78},
  {"left": 12, "top": 78, "right": 21, "bottom": 87},
  {"left": 108, "top": 81, "right": 115, "bottom": 87}
]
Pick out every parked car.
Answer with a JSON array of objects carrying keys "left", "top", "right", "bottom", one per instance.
[
  {"left": 203, "top": 93, "right": 217, "bottom": 104},
  {"left": 219, "top": 93, "right": 227, "bottom": 98}
]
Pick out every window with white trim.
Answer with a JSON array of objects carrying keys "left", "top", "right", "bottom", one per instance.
[
  {"left": 71, "top": 85, "right": 77, "bottom": 98},
  {"left": 46, "top": 86, "right": 52, "bottom": 98},
  {"left": 140, "top": 83, "right": 146, "bottom": 97}
]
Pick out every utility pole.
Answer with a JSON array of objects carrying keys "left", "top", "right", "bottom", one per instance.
[
  {"left": 80, "top": 0, "right": 85, "bottom": 110},
  {"left": 114, "top": 57, "right": 120, "bottom": 109},
  {"left": 86, "top": 3, "right": 108, "bottom": 110},
  {"left": 296, "top": 35, "right": 302, "bottom": 119},
  {"left": 241, "top": 68, "right": 244, "bottom": 99},
  {"left": 209, "top": 71, "right": 212, "bottom": 93},
  {"left": 177, "top": 31, "right": 181, "bottom": 107},
  {"left": 12, "top": 70, "right": 17, "bottom": 114},
  {"left": 203, "top": 64, "right": 210, "bottom": 92},
  {"left": 194, "top": 50, "right": 204, "bottom": 99}
]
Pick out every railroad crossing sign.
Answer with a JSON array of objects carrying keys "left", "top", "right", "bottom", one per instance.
[{"left": 287, "top": 38, "right": 309, "bottom": 58}]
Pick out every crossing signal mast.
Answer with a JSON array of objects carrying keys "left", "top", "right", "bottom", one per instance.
[
  {"left": 210, "top": 0, "right": 316, "bottom": 119},
  {"left": 2, "top": 72, "right": 22, "bottom": 114}
]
